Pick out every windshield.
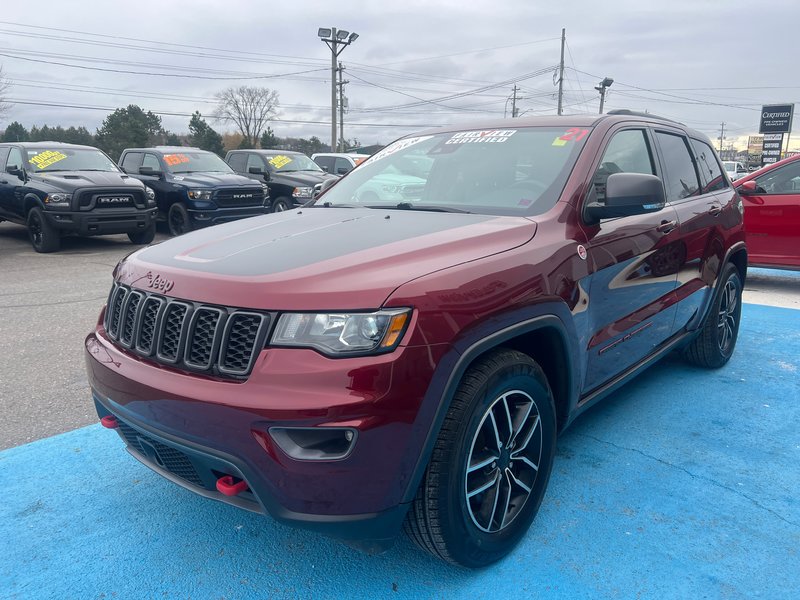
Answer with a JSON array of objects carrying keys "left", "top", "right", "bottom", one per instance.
[
  {"left": 313, "top": 126, "right": 591, "bottom": 216},
  {"left": 26, "top": 148, "right": 119, "bottom": 173},
  {"left": 265, "top": 153, "right": 323, "bottom": 173},
  {"left": 162, "top": 151, "right": 233, "bottom": 174}
]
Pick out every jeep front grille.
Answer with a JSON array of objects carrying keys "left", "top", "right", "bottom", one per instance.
[{"left": 104, "top": 283, "right": 272, "bottom": 379}]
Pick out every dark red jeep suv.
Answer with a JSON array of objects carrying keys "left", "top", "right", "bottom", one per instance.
[{"left": 86, "top": 111, "right": 746, "bottom": 567}]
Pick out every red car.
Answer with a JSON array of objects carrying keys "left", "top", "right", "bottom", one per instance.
[
  {"left": 87, "top": 112, "right": 746, "bottom": 567},
  {"left": 734, "top": 154, "right": 800, "bottom": 269}
]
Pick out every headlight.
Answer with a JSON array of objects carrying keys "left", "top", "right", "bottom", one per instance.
[
  {"left": 382, "top": 185, "right": 401, "bottom": 193},
  {"left": 292, "top": 186, "right": 314, "bottom": 199},
  {"left": 271, "top": 309, "right": 411, "bottom": 356},
  {"left": 188, "top": 189, "right": 212, "bottom": 200},
  {"left": 145, "top": 186, "right": 156, "bottom": 206},
  {"left": 44, "top": 192, "right": 72, "bottom": 207}
]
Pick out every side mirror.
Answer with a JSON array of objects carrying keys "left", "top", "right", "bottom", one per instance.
[
  {"left": 336, "top": 167, "right": 349, "bottom": 175},
  {"left": 139, "top": 166, "right": 163, "bottom": 178},
  {"left": 317, "top": 178, "right": 339, "bottom": 197},
  {"left": 585, "top": 173, "right": 666, "bottom": 223},
  {"left": 6, "top": 166, "right": 25, "bottom": 179},
  {"left": 319, "top": 165, "right": 330, "bottom": 172},
  {"left": 248, "top": 166, "right": 264, "bottom": 175},
  {"left": 737, "top": 180, "right": 760, "bottom": 195}
]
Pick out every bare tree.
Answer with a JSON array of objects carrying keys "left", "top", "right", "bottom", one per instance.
[
  {"left": 214, "top": 86, "right": 279, "bottom": 147},
  {"left": 0, "top": 66, "right": 12, "bottom": 123}
]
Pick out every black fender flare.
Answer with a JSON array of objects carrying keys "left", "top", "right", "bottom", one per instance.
[
  {"left": 400, "top": 301, "right": 581, "bottom": 504},
  {"left": 23, "top": 193, "right": 45, "bottom": 215},
  {"left": 687, "top": 240, "right": 748, "bottom": 333}
]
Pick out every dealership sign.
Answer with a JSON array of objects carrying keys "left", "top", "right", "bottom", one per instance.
[
  {"left": 759, "top": 104, "right": 794, "bottom": 134},
  {"left": 762, "top": 133, "right": 784, "bottom": 166}
]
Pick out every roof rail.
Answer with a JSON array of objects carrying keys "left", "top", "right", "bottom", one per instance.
[{"left": 606, "top": 109, "right": 683, "bottom": 125}]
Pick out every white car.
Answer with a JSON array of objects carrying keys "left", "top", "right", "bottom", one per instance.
[
  {"left": 311, "top": 153, "right": 370, "bottom": 175},
  {"left": 723, "top": 161, "right": 748, "bottom": 181}
]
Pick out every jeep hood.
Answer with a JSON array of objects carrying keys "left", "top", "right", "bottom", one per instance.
[{"left": 118, "top": 208, "right": 536, "bottom": 310}]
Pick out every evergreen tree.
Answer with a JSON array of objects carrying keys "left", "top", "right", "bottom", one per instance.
[
  {"left": 95, "top": 105, "right": 164, "bottom": 160},
  {"left": 187, "top": 111, "right": 224, "bottom": 156},
  {"left": 1, "top": 121, "right": 29, "bottom": 142}
]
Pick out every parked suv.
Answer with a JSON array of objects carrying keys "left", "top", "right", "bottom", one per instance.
[
  {"left": 311, "top": 152, "right": 369, "bottom": 175},
  {"left": 0, "top": 142, "right": 157, "bottom": 252},
  {"left": 119, "top": 147, "right": 266, "bottom": 236},
  {"left": 87, "top": 112, "right": 746, "bottom": 567},
  {"left": 225, "top": 150, "right": 337, "bottom": 211}
]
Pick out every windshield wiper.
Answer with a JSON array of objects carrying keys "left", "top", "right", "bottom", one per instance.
[
  {"left": 372, "top": 202, "right": 471, "bottom": 214},
  {"left": 314, "top": 201, "right": 358, "bottom": 208}
]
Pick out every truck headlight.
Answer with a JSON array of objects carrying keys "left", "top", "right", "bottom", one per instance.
[
  {"left": 292, "top": 186, "right": 314, "bottom": 199},
  {"left": 271, "top": 309, "right": 411, "bottom": 356},
  {"left": 145, "top": 186, "right": 156, "bottom": 206},
  {"left": 44, "top": 192, "right": 72, "bottom": 207},
  {"left": 188, "top": 189, "right": 212, "bottom": 200}
]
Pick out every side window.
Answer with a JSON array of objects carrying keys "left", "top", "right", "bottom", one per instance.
[
  {"left": 334, "top": 157, "right": 352, "bottom": 174},
  {"left": 690, "top": 139, "right": 728, "bottom": 194},
  {"left": 0, "top": 148, "right": 9, "bottom": 169},
  {"left": 315, "top": 156, "right": 334, "bottom": 172},
  {"left": 227, "top": 153, "right": 246, "bottom": 172},
  {"left": 754, "top": 160, "right": 800, "bottom": 194},
  {"left": 592, "top": 129, "right": 654, "bottom": 201},
  {"left": 120, "top": 152, "right": 142, "bottom": 174},
  {"left": 6, "top": 148, "right": 24, "bottom": 171},
  {"left": 246, "top": 153, "right": 264, "bottom": 173},
  {"left": 655, "top": 132, "right": 700, "bottom": 202},
  {"left": 142, "top": 154, "right": 160, "bottom": 170}
]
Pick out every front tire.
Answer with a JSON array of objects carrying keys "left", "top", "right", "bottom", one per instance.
[
  {"left": 167, "top": 202, "right": 192, "bottom": 237},
  {"left": 27, "top": 207, "right": 61, "bottom": 253},
  {"left": 404, "top": 349, "right": 556, "bottom": 567},
  {"left": 684, "top": 262, "right": 742, "bottom": 368},
  {"left": 128, "top": 223, "right": 156, "bottom": 245},
  {"left": 271, "top": 198, "right": 290, "bottom": 213}
]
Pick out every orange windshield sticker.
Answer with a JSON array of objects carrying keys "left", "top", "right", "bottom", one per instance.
[
  {"left": 268, "top": 155, "right": 292, "bottom": 169},
  {"left": 553, "top": 128, "right": 589, "bottom": 146},
  {"left": 164, "top": 154, "right": 190, "bottom": 166},
  {"left": 29, "top": 151, "right": 68, "bottom": 169}
]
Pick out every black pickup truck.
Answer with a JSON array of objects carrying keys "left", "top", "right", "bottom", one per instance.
[
  {"left": 225, "top": 150, "right": 337, "bottom": 212},
  {"left": 119, "top": 147, "right": 267, "bottom": 236},
  {"left": 0, "top": 142, "right": 157, "bottom": 252}
]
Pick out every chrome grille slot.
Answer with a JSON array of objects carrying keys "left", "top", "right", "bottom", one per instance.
[
  {"left": 156, "top": 302, "right": 191, "bottom": 363},
  {"left": 136, "top": 296, "right": 165, "bottom": 355},
  {"left": 184, "top": 308, "right": 225, "bottom": 370},
  {"left": 219, "top": 313, "right": 267, "bottom": 376},
  {"left": 107, "top": 285, "right": 128, "bottom": 339},
  {"left": 120, "top": 291, "right": 144, "bottom": 347}
]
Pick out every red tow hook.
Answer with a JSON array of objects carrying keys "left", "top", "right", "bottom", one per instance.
[
  {"left": 216, "top": 475, "right": 249, "bottom": 496},
  {"left": 100, "top": 415, "right": 119, "bottom": 429}
]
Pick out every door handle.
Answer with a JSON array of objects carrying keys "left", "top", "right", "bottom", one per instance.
[
  {"left": 656, "top": 220, "right": 677, "bottom": 234},
  {"left": 708, "top": 205, "right": 722, "bottom": 216}
]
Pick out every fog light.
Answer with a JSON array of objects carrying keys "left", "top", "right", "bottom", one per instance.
[{"left": 268, "top": 427, "right": 358, "bottom": 461}]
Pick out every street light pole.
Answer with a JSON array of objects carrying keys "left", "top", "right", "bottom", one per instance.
[
  {"left": 318, "top": 27, "right": 359, "bottom": 153},
  {"left": 595, "top": 77, "right": 614, "bottom": 114}
]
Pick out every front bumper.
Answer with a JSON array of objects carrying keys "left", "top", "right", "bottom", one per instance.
[
  {"left": 187, "top": 206, "right": 270, "bottom": 227},
  {"left": 44, "top": 207, "right": 157, "bottom": 235},
  {"left": 85, "top": 326, "right": 446, "bottom": 548}
]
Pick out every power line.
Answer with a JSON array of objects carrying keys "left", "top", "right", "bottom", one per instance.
[{"left": 371, "top": 37, "right": 560, "bottom": 67}]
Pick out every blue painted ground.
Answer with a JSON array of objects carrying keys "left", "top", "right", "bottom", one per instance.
[{"left": 1, "top": 302, "right": 798, "bottom": 599}]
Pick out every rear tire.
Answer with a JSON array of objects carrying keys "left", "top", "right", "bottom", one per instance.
[
  {"left": 404, "top": 349, "right": 556, "bottom": 567},
  {"left": 27, "top": 207, "right": 61, "bottom": 253},
  {"left": 684, "top": 262, "right": 742, "bottom": 368},
  {"left": 128, "top": 223, "right": 156, "bottom": 245},
  {"left": 167, "top": 202, "right": 192, "bottom": 237}
]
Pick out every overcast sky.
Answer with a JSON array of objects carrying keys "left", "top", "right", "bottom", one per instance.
[{"left": 1, "top": 0, "right": 798, "bottom": 150}]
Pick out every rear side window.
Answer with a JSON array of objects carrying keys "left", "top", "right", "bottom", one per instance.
[
  {"left": 227, "top": 153, "right": 246, "bottom": 172},
  {"left": 6, "top": 147, "right": 24, "bottom": 170},
  {"left": 656, "top": 132, "right": 700, "bottom": 202},
  {"left": 690, "top": 139, "right": 728, "bottom": 194},
  {"left": 592, "top": 129, "right": 654, "bottom": 202},
  {"left": 334, "top": 157, "right": 352, "bottom": 174},
  {"left": 120, "top": 152, "right": 142, "bottom": 174}
]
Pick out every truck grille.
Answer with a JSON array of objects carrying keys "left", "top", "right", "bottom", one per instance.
[
  {"left": 77, "top": 188, "right": 147, "bottom": 210},
  {"left": 215, "top": 188, "right": 264, "bottom": 207},
  {"left": 104, "top": 283, "right": 273, "bottom": 379}
]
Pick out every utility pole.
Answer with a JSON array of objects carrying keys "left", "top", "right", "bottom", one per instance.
[
  {"left": 718, "top": 122, "right": 726, "bottom": 152},
  {"left": 318, "top": 27, "right": 359, "bottom": 152},
  {"left": 595, "top": 77, "right": 614, "bottom": 114},
  {"left": 557, "top": 28, "right": 565, "bottom": 115},
  {"left": 511, "top": 85, "right": 519, "bottom": 118},
  {"left": 337, "top": 62, "right": 349, "bottom": 152}
]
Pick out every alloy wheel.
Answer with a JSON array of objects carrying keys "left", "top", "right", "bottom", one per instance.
[{"left": 717, "top": 279, "right": 738, "bottom": 353}]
